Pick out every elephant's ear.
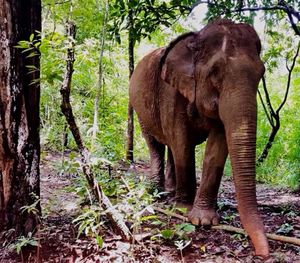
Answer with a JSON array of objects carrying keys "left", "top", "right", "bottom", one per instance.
[{"left": 160, "top": 33, "right": 196, "bottom": 102}]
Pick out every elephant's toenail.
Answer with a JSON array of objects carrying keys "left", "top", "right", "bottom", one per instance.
[
  {"left": 201, "top": 218, "right": 211, "bottom": 226},
  {"left": 212, "top": 217, "right": 219, "bottom": 225},
  {"left": 191, "top": 217, "right": 199, "bottom": 225}
]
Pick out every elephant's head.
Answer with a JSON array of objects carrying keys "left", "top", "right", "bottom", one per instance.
[{"left": 160, "top": 19, "right": 268, "bottom": 257}]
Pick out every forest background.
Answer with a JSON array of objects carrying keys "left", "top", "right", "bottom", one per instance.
[
  {"left": 39, "top": 0, "right": 299, "bottom": 189},
  {"left": 0, "top": 0, "right": 299, "bottom": 261}
]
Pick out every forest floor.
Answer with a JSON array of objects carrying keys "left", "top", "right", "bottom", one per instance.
[{"left": 0, "top": 152, "right": 299, "bottom": 263}]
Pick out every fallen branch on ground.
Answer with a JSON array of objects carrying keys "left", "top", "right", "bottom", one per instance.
[
  {"left": 153, "top": 207, "right": 300, "bottom": 246},
  {"left": 59, "top": 20, "right": 131, "bottom": 241}
]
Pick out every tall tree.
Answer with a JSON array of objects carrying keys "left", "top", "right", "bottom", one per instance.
[
  {"left": 0, "top": 0, "right": 41, "bottom": 235},
  {"left": 109, "top": 0, "right": 196, "bottom": 162},
  {"left": 92, "top": 0, "right": 109, "bottom": 148},
  {"left": 126, "top": 1, "right": 135, "bottom": 162}
]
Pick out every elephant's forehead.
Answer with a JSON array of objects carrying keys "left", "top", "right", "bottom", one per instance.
[{"left": 200, "top": 24, "right": 260, "bottom": 56}]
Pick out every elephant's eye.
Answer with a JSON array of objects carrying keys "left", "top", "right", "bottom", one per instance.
[
  {"left": 208, "top": 64, "right": 223, "bottom": 89},
  {"left": 209, "top": 65, "right": 219, "bottom": 77}
]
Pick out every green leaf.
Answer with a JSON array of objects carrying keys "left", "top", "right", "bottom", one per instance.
[
  {"left": 141, "top": 215, "right": 157, "bottom": 221},
  {"left": 95, "top": 235, "right": 104, "bottom": 248},
  {"left": 276, "top": 223, "right": 294, "bottom": 234},
  {"left": 180, "top": 223, "right": 195, "bottom": 233},
  {"left": 160, "top": 229, "right": 175, "bottom": 240},
  {"left": 29, "top": 33, "right": 34, "bottom": 42},
  {"left": 175, "top": 207, "right": 187, "bottom": 214},
  {"left": 26, "top": 52, "right": 39, "bottom": 58}
]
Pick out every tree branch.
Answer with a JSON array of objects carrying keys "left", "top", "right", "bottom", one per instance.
[
  {"left": 257, "top": 42, "right": 299, "bottom": 164},
  {"left": 276, "top": 42, "right": 300, "bottom": 113},
  {"left": 43, "top": 0, "right": 71, "bottom": 6},
  {"left": 60, "top": 20, "right": 132, "bottom": 241},
  {"left": 216, "top": 2, "right": 300, "bottom": 37},
  {"left": 262, "top": 76, "right": 276, "bottom": 120},
  {"left": 257, "top": 89, "right": 273, "bottom": 126}
]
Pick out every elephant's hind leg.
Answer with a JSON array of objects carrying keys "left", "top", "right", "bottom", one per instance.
[
  {"left": 172, "top": 144, "right": 196, "bottom": 205},
  {"left": 189, "top": 128, "right": 228, "bottom": 226},
  {"left": 143, "top": 133, "right": 165, "bottom": 191},
  {"left": 165, "top": 147, "right": 176, "bottom": 193}
]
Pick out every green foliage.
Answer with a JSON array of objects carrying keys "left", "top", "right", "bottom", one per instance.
[
  {"left": 40, "top": 0, "right": 299, "bottom": 191},
  {"left": 160, "top": 229, "right": 175, "bottom": 240},
  {"left": 72, "top": 205, "right": 104, "bottom": 239},
  {"left": 108, "top": 0, "right": 194, "bottom": 44},
  {"left": 276, "top": 223, "right": 294, "bottom": 235},
  {"left": 9, "top": 232, "right": 40, "bottom": 255},
  {"left": 20, "top": 194, "right": 40, "bottom": 217},
  {"left": 174, "top": 239, "right": 192, "bottom": 261},
  {"left": 256, "top": 23, "right": 300, "bottom": 188},
  {"left": 154, "top": 220, "right": 195, "bottom": 241},
  {"left": 205, "top": 0, "right": 300, "bottom": 26}
]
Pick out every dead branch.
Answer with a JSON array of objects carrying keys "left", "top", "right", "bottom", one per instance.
[
  {"left": 276, "top": 42, "right": 300, "bottom": 113},
  {"left": 153, "top": 207, "right": 188, "bottom": 222},
  {"left": 153, "top": 206, "right": 300, "bottom": 246},
  {"left": 59, "top": 20, "right": 131, "bottom": 241}
]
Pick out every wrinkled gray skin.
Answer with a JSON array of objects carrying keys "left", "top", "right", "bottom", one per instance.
[{"left": 129, "top": 19, "right": 269, "bottom": 258}]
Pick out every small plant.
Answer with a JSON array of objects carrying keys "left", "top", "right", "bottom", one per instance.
[
  {"left": 9, "top": 232, "right": 40, "bottom": 262},
  {"left": 175, "top": 239, "right": 191, "bottom": 263},
  {"left": 285, "top": 210, "right": 297, "bottom": 218},
  {"left": 160, "top": 229, "right": 175, "bottom": 240},
  {"left": 174, "top": 223, "right": 196, "bottom": 239},
  {"left": 231, "top": 233, "right": 247, "bottom": 241},
  {"left": 276, "top": 223, "right": 294, "bottom": 235},
  {"left": 20, "top": 193, "right": 40, "bottom": 218},
  {"left": 222, "top": 213, "right": 235, "bottom": 223},
  {"left": 72, "top": 205, "right": 105, "bottom": 248}
]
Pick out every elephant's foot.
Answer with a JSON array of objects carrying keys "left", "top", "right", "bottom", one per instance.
[
  {"left": 188, "top": 206, "right": 219, "bottom": 226},
  {"left": 148, "top": 173, "right": 164, "bottom": 191},
  {"left": 164, "top": 180, "right": 176, "bottom": 194},
  {"left": 175, "top": 201, "right": 193, "bottom": 212},
  {"left": 174, "top": 192, "right": 195, "bottom": 206},
  {"left": 148, "top": 181, "right": 165, "bottom": 195}
]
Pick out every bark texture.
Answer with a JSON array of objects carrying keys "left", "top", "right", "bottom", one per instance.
[
  {"left": 0, "top": 0, "right": 41, "bottom": 234},
  {"left": 125, "top": 6, "right": 135, "bottom": 162}
]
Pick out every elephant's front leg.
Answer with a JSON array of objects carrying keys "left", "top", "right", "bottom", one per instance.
[
  {"left": 189, "top": 128, "right": 228, "bottom": 225},
  {"left": 172, "top": 144, "right": 196, "bottom": 205}
]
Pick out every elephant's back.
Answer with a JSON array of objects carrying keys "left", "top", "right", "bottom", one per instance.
[
  {"left": 129, "top": 48, "right": 164, "bottom": 100},
  {"left": 129, "top": 48, "right": 166, "bottom": 139}
]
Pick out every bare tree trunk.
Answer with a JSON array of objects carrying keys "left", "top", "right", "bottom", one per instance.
[
  {"left": 0, "top": 0, "right": 41, "bottom": 235},
  {"left": 126, "top": 6, "right": 135, "bottom": 162},
  {"left": 92, "top": 0, "right": 109, "bottom": 148}
]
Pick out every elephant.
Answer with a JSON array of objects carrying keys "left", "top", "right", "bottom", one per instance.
[{"left": 129, "top": 19, "right": 269, "bottom": 258}]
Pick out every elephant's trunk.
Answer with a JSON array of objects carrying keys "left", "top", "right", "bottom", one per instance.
[{"left": 219, "top": 89, "right": 269, "bottom": 258}]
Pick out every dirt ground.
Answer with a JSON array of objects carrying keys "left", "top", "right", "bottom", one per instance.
[{"left": 0, "top": 153, "right": 299, "bottom": 262}]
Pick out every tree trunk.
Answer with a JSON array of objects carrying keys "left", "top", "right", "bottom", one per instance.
[
  {"left": 125, "top": 6, "right": 135, "bottom": 162},
  {"left": 0, "top": 0, "right": 41, "bottom": 235},
  {"left": 92, "top": 0, "right": 109, "bottom": 148}
]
